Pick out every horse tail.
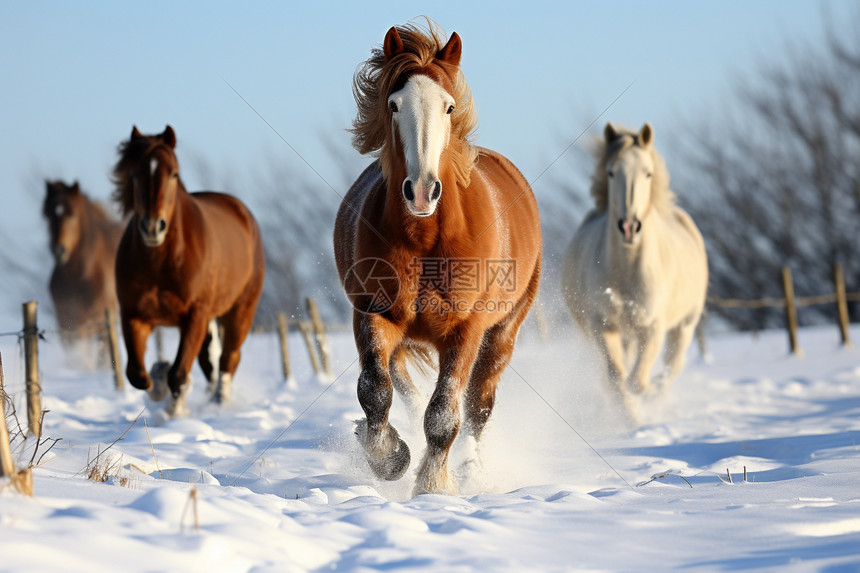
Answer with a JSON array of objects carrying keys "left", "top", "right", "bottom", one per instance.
[{"left": 401, "top": 342, "right": 437, "bottom": 377}]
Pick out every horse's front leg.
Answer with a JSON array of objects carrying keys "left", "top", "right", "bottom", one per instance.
[
  {"left": 121, "top": 315, "right": 152, "bottom": 391},
  {"left": 166, "top": 308, "right": 209, "bottom": 417},
  {"left": 594, "top": 325, "right": 638, "bottom": 424},
  {"left": 354, "top": 311, "right": 409, "bottom": 481},
  {"left": 414, "top": 328, "right": 483, "bottom": 496},
  {"left": 628, "top": 321, "right": 666, "bottom": 395}
]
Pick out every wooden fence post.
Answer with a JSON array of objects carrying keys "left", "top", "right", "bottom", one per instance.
[
  {"left": 22, "top": 301, "right": 42, "bottom": 437},
  {"left": 105, "top": 308, "right": 124, "bottom": 390},
  {"left": 298, "top": 321, "right": 322, "bottom": 375},
  {"left": 835, "top": 262, "right": 851, "bottom": 347},
  {"left": 277, "top": 312, "right": 293, "bottom": 384},
  {"left": 306, "top": 298, "right": 332, "bottom": 376},
  {"left": 781, "top": 267, "right": 802, "bottom": 356},
  {"left": 0, "top": 353, "right": 15, "bottom": 479}
]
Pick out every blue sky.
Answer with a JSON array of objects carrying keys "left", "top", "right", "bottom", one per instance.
[{"left": 0, "top": 1, "right": 855, "bottom": 272}]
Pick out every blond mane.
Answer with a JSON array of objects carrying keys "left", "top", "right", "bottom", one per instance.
[
  {"left": 350, "top": 19, "right": 478, "bottom": 188},
  {"left": 589, "top": 126, "right": 675, "bottom": 214}
]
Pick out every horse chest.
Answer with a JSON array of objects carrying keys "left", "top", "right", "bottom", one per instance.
[
  {"left": 599, "top": 282, "right": 655, "bottom": 327},
  {"left": 398, "top": 258, "right": 488, "bottom": 331}
]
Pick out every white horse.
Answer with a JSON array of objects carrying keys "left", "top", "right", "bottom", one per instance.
[{"left": 562, "top": 122, "right": 708, "bottom": 423}]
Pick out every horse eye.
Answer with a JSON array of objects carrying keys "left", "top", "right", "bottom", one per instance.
[
  {"left": 446, "top": 105, "right": 455, "bottom": 115},
  {"left": 171, "top": 172, "right": 179, "bottom": 179},
  {"left": 607, "top": 171, "right": 614, "bottom": 179},
  {"left": 389, "top": 101, "right": 398, "bottom": 113},
  {"left": 645, "top": 172, "right": 652, "bottom": 178}
]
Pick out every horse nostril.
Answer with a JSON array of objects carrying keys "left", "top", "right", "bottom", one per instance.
[
  {"left": 158, "top": 219, "right": 167, "bottom": 233},
  {"left": 430, "top": 181, "right": 441, "bottom": 201},
  {"left": 139, "top": 218, "right": 149, "bottom": 234},
  {"left": 403, "top": 180, "right": 415, "bottom": 202},
  {"left": 617, "top": 219, "right": 625, "bottom": 234},
  {"left": 633, "top": 219, "right": 642, "bottom": 233}
]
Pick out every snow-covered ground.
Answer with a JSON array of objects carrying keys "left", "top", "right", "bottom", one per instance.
[{"left": 1, "top": 322, "right": 859, "bottom": 572}]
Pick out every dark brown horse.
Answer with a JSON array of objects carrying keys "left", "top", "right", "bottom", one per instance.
[
  {"left": 43, "top": 180, "right": 123, "bottom": 346},
  {"left": 335, "top": 23, "right": 542, "bottom": 495},
  {"left": 112, "top": 126, "right": 265, "bottom": 416}
]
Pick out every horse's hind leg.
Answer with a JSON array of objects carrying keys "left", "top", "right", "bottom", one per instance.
[
  {"left": 354, "top": 311, "right": 410, "bottom": 481},
  {"left": 662, "top": 318, "right": 697, "bottom": 389},
  {"left": 197, "top": 320, "right": 221, "bottom": 394},
  {"left": 215, "top": 298, "right": 258, "bottom": 404},
  {"left": 389, "top": 345, "right": 423, "bottom": 417}
]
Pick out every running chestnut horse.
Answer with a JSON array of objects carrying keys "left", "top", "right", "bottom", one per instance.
[
  {"left": 335, "top": 23, "right": 542, "bottom": 495},
  {"left": 43, "top": 180, "right": 123, "bottom": 346},
  {"left": 112, "top": 126, "right": 265, "bottom": 416}
]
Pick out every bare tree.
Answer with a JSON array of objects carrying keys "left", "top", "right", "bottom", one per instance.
[{"left": 677, "top": 11, "right": 860, "bottom": 329}]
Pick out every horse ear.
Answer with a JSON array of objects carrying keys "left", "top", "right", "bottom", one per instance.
[
  {"left": 383, "top": 27, "right": 405, "bottom": 61},
  {"left": 162, "top": 125, "right": 177, "bottom": 148},
  {"left": 131, "top": 126, "right": 143, "bottom": 140},
  {"left": 639, "top": 123, "right": 653, "bottom": 146},
  {"left": 71, "top": 181, "right": 81, "bottom": 194},
  {"left": 436, "top": 32, "right": 462, "bottom": 66},
  {"left": 604, "top": 122, "right": 619, "bottom": 142}
]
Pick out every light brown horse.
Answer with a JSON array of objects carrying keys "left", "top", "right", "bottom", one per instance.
[
  {"left": 335, "top": 23, "right": 542, "bottom": 496},
  {"left": 43, "top": 180, "right": 123, "bottom": 346},
  {"left": 112, "top": 126, "right": 265, "bottom": 416}
]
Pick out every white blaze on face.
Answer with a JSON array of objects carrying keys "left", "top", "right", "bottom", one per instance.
[
  {"left": 609, "top": 146, "right": 654, "bottom": 244},
  {"left": 150, "top": 158, "right": 158, "bottom": 176},
  {"left": 388, "top": 74, "right": 455, "bottom": 217}
]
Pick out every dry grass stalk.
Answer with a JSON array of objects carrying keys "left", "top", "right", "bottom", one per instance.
[
  {"left": 8, "top": 467, "right": 33, "bottom": 496},
  {"left": 85, "top": 451, "right": 139, "bottom": 489},
  {"left": 144, "top": 417, "right": 162, "bottom": 478},
  {"left": 180, "top": 487, "right": 200, "bottom": 532}
]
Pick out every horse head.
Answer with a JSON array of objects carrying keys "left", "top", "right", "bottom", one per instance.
[
  {"left": 44, "top": 180, "right": 83, "bottom": 264},
  {"left": 604, "top": 122, "right": 655, "bottom": 246},
  {"left": 382, "top": 26, "right": 462, "bottom": 217},
  {"left": 126, "top": 125, "right": 180, "bottom": 247}
]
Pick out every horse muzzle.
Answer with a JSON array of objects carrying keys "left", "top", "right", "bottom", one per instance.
[
  {"left": 138, "top": 216, "right": 168, "bottom": 247},
  {"left": 402, "top": 178, "right": 442, "bottom": 217},
  {"left": 617, "top": 217, "right": 642, "bottom": 244}
]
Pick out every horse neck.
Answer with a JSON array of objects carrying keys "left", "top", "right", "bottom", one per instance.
[
  {"left": 383, "top": 162, "right": 466, "bottom": 253},
  {"left": 62, "top": 200, "right": 96, "bottom": 275}
]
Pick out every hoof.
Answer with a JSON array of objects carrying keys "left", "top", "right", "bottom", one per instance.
[
  {"left": 210, "top": 373, "right": 232, "bottom": 405},
  {"left": 627, "top": 377, "right": 648, "bottom": 395},
  {"left": 147, "top": 361, "right": 171, "bottom": 402},
  {"left": 355, "top": 420, "right": 411, "bottom": 481}
]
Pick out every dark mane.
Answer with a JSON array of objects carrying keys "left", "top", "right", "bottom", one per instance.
[
  {"left": 111, "top": 136, "right": 172, "bottom": 216},
  {"left": 44, "top": 180, "right": 116, "bottom": 223}
]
